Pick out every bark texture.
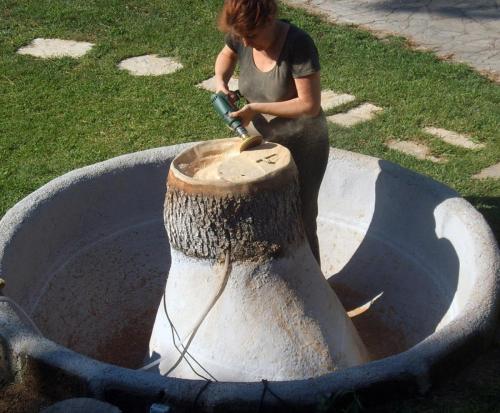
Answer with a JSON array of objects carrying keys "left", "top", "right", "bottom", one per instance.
[{"left": 164, "top": 179, "right": 305, "bottom": 261}]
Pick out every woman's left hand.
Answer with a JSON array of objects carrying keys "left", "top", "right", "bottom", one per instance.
[{"left": 229, "top": 104, "right": 256, "bottom": 127}]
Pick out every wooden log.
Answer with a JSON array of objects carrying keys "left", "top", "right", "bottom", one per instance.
[
  {"left": 165, "top": 140, "right": 304, "bottom": 261},
  {"left": 148, "top": 138, "right": 369, "bottom": 381}
]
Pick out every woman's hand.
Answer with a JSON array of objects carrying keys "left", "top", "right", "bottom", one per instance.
[
  {"left": 229, "top": 103, "right": 256, "bottom": 127},
  {"left": 215, "top": 83, "right": 239, "bottom": 106}
]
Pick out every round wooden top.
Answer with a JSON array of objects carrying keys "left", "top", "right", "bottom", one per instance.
[{"left": 169, "top": 138, "right": 297, "bottom": 195}]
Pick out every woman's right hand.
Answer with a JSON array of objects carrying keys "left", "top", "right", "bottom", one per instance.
[{"left": 216, "top": 83, "right": 239, "bottom": 106}]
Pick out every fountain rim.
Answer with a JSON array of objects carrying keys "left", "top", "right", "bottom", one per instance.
[{"left": 0, "top": 142, "right": 498, "bottom": 410}]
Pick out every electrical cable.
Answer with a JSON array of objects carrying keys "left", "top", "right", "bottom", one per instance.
[
  {"left": 164, "top": 250, "right": 231, "bottom": 376},
  {"left": 162, "top": 289, "right": 216, "bottom": 381},
  {"left": 140, "top": 250, "right": 231, "bottom": 380},
  {"left": 258, "top": 379, "right": 268, "bottom": 413},
  {"left": 140, "top": 301, "right": 214, "bottom": 380},
  {"left": 192, "top": 379, "right": 212, "bottom": 409},
  {"left": 258, "top": 379, "right": 300, "bottom": 413}
]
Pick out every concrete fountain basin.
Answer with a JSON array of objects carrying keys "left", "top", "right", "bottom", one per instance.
[{"left": 0, "top": 143, "right": 498, "bottom": 412}]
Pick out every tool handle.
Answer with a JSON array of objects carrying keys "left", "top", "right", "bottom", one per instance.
[
  {"left": 211, "top": 92, "right": 250, "bottom": 140},
  {"left": 211, "top": 92, "right": 241, "bottom": 127}
]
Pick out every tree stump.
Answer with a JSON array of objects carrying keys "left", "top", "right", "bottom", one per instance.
[{"left": 148, "top": 138, "right": 369, "bottom": 381}]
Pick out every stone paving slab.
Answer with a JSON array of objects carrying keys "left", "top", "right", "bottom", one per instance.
[
  {"left": 327, "top": 102, "right": 383, "bottom": 127},
  {"left": 117, "top": 54, "right": 182, "bottom": 76},
  {"left": 473, "top": 162, "right": 500, "bottom": 179},
  {"left": 284, "top": 0, "right": 500, "bottom": 81},
  {"left": 197, "top": 76, "right": 239, "bottom": 92},
  {"left": 386, "top": 139, "right": 445, "bottom": 163},
  {"left": 423, "top": 126, "right": 485, "bottom": 149},
  {"left": 17, "top": 38, "right": 94, "bottom": 58},
  {"left": 320, "top": 89, "right": 356, "bottom": 111}
]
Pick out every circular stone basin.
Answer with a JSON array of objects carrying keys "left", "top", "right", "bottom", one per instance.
[{"left": 0, "top": 143, "right": 498, "bottom": 412}]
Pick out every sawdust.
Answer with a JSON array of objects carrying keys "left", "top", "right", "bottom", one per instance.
[
  {"left": 178, "top": 141, "right": 288, "bottom": 183},
  {"left": 187, "top": 154, "right": 226, "bottom": 181}
]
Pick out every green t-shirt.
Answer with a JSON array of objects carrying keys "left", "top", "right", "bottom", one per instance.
[
  {"left": 225, "top": 22, "right": 327, "bottom": 142},
  {"left": 225, "top": 23, "right": 321, "bottom": 104}
]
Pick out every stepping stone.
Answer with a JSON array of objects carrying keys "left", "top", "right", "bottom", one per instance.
[
  {"left": 118, "top": 54, "right": 182, "bottom": 76},
  {"left": 473, "top": 162, "right": 500, "bottom": 180},
  {"left": 386, "top": 139, "right": 446, "bottom": 163},
  {"left": 17, "top": 38, "right": 94, "bottom": 58},
  {"left": 423, "top": 127, "right": 485, "bottom": 150},
  {"left": 196, "top": 75, "right": 239, "bottom": 92},
  {"left": 327, "top": 103, "right": 383, "bottom": 127},
  {"left": 321, "top": 89, "right": 355, "bottom": 111}
]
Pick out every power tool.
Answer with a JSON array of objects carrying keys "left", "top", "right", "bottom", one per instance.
[{"left": 211, "top": 92, "right": 263, "bottom": 151}]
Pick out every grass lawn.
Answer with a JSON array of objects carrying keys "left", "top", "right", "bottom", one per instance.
[{"left": 0, "top": 0, "right": 499, "bottom": 411}]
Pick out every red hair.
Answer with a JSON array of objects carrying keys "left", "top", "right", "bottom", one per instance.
[{"left": 218, "top": 0, "right": 278, "bottom": 35}]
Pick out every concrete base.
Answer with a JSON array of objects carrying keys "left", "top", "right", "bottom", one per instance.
[
  {"left": 0, "top": 143, "right": 498, "bottom": 412},
  {"left": 149, "top": 244, "right": 368, "bottom": 381}
]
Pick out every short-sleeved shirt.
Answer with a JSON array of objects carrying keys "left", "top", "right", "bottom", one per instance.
[
  {"left": 225, "top": 23, "right": 320, "bottom": 104},
  {"left": 225, "top": 22, "right": 327, "bottom": 143}
]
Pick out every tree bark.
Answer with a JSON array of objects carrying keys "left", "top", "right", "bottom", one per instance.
[{"left": 165, "top": 174, "right": 304, "bottom": 261}]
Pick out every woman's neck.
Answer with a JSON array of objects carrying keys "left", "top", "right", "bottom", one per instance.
[{"left": 261, "top": 20, "right": 287, "bottom": 58}]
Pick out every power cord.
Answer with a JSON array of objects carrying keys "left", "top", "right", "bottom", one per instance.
[{"left": 141, "top": 249, "right": 232, "bottom": 381}]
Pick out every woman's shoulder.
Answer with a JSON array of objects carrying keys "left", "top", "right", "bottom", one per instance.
[
  {"left": 283, "top": 21, "right": 316, "bottom": 47},
  {"left": 281, "top": 21, "right": 320, "bottom": 76}
]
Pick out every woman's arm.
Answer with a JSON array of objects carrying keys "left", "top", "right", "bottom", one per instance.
[
  {"left": 214, "top": 45, "right": 238, "bottom": 101},
  {"left": 230, "top": 72, "right": 322, "bottom": 126}
]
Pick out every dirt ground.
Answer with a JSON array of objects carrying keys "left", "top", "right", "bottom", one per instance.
[
  {"left": 1, "top": 343, "right": 499, "bottom": 413},
  {"left": 372, "top": 343, "right": 500, "bottom": 413},
  {"left": 0, "top": 378, "right": 52, "bottom": 413}
]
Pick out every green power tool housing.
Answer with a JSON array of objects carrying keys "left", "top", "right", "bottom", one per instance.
[
  {"left": 211, "top": 92, "right": 250, "bottom": 139},
  {"left": 211, "top": 92, "right": 263, "bottom": 151}
]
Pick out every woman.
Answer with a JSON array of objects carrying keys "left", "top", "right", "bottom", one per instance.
[{"left": 215, "top": 0, "right": 329, "bottom": 265}]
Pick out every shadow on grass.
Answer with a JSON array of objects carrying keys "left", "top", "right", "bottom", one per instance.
[
  {"left": 464, "top": 196, "right": 500, "bottom": 244},
  {"left": 369, "top": 345, "right": 500, "bottom": 413}
]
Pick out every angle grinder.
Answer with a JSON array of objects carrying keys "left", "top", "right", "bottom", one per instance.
[{"left": 211, "top": 92, "right": 263, "bottom": 152}]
